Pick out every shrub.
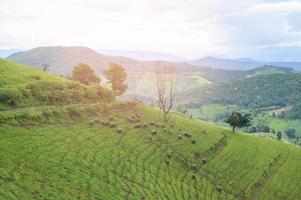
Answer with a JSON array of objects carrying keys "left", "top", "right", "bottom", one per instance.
[
  {"left": 109, "top": 122, "right": 117, "bottom": 128},
  {"left": 134, "top": 123, "right": 141, "bottom": 128},
  {"left": 29, "top": 75, "right": 41, "bottom": 80},
  {"left": 0, "top": 88, "right": 23, "bottom": 106},
  {"left": 191, "top": 164, "right": 197, "bottom": 171},
  {"left": 215, "top": 184, "right": 222, "bottom": 192},
  {"left": 285, "top": 128, "right": 296, "bottom": 138},
  {"left": 24, "top": 80, "right": 114, "bottom": 105}
]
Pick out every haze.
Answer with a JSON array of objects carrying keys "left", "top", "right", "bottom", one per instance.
[{"left": 1, "top": 0, "right": 301, "bottom": 58}]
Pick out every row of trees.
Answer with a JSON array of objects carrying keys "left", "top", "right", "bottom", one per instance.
[{"left": 72, "top": 63, "right": 128, "bottom": 96}]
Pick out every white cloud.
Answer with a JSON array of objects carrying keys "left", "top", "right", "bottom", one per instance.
[
  {"left": 0, "top": 0, "right": 301, "bottom": 57},
  {"left": 249, "top": 1, "right": 301, "bottom": 13}
]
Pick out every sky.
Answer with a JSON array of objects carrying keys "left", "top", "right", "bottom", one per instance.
[{"left": 1, "top": 0, "right": 301, "bottom": 58}]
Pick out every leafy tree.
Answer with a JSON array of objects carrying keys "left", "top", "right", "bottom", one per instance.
[
  {"left": 277, "top": 131, "right": 282, "bottom": 140},
  {"left": 225, "top": 112, "right": 252, "bottom": 133},
  {"left": 104, "top": 63, "right": 127, "bottom": 96},
  {"left": 285, "top": 128, "right": 296, "bottom": 138},
  {"left": 72, "top": 63, "right": 100, "bottom": 85},
  {"left": 257, "top": 125, "right": 270, "bottom": 133}
]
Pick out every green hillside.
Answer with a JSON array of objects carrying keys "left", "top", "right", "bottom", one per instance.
[
  {"left": 1, "top": 60, "right": 301, "bottom": 200},
  {"left": 0, "top": 58, "right": 113, "bottom": 110},
  {"left": 184, "top": 72, "right": 301, "bottom": 111},
  {"left": 246, "top": 65, "right": 294, "bottom": 78}
]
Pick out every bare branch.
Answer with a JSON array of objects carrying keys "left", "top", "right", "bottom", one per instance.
[{"left": 154, "top": 65, "right": 178, "bottom": 122}]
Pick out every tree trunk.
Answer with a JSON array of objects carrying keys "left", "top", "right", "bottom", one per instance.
[
  {"left": 163, "top": 111, "right": 169, "bottom": 122},
  {"left": 232, "top": 126, "right": 235, "bottom": 133}
]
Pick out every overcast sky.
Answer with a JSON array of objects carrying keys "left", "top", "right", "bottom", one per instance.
[{"left": 1, "top": 0, "right": 301, "bottom": 57}]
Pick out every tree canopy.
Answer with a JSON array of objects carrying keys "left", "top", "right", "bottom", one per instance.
[
  {"left": 72, "top": 63, "right": 100, "bottom": 85},
  {"left": 103, "top": 63, "right": 127, "bottom": 96},
  {"left": 225, "top": 112, "right": 252, "bottom": 133}
]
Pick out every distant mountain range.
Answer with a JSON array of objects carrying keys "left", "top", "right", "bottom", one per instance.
[
  {"left": 250, "top": 46, "right": 301, "bottom": 62},
  {"left": 189, "top": 57, "right": 261, "bottom": 70},
  {"left": 189, "top": 56, "right": 301, "bottom": 71},
  {"left": 6, "top": 46, "right": 196, "bottom": 76},
  {"left": 97, "top": 49, "right": 185, "bottom": 62},
  {"left": 5, "top": 46, "right": 301, "bottom": 73}
]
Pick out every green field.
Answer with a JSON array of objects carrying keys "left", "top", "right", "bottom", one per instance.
[
  {"left": 187, "top": 104, "right": 301, "bottom": 139},
  {"left": 187, "top": 104, "right": 240, "bottom": 122},
  {"left": 1, "top": 104, "right": 301, "bottom": 200},
  {"left": 1, "top": 59, "right": 301, "bottom": 200},
  {"left": 253, "top": 115, "right": 301, "bottom": 137}
]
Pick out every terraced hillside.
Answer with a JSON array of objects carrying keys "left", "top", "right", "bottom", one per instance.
[
  {"left": 1, "top": 104, "right": 301, "bottom": 200},
  {"left": 1, "top": 59, "right": 301, "bottom": 200}
]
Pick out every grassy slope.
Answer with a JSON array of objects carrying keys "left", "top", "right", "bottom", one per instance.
[
  {"left": 0, "top": 59, "right": 113, "bottom": 110},
  {"left": 1, "top": 61, "right": 301, "bottom": 200},
  {"left": 0, "top": 105, "right": 301, "bottom": 200}
]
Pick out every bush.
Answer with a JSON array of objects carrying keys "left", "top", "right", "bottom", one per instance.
[
  {"left": 0, "top": 88, "right": 23, "bottom": 106},
  {"left": 24, "top": 80, "right": 114, "bottom": 105},
  {"left": 246, "top": 126, "right": 256, "bottom": 133},
  {"left": 29, "top": 75, "right": 41, "bottom": 80},
  {"left": 285, "top": 128, "right": 296, "bottom": 138}
]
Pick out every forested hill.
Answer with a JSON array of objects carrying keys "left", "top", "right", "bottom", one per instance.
[{"left": 183, "top": 72, "right": 301, "bottom": 110}]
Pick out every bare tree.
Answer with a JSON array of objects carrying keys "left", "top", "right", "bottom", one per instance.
[
  {"left": 155, "top": 65, "right": 177, "bottom": 122},
  {"left": 42, "top": 64, "right": 49, "bottom": 72}
]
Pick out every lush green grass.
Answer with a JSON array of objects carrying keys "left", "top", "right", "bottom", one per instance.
[
  {"left": 1, "top": 58, "right": 301, "bottom": 200},
  {"left": 253, "top": 114, "right": 301, "bottom": 137},
  {"left": 187, "top": 104, "right": 239, "bottom": 122},
  {"left": 0, "top": 104, "right": 301, "bottom": 200},
  {"left": 188, "top": 104, "right": 301, "bottom": 138},
  {"left": 0, "top": 59, "right": 113, "bottom": 109}
]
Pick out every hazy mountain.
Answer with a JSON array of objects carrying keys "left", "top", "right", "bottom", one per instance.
[
  {"left": 7, "top": 46, "right": 197, "bottom": 76},
  {"left": 0, "top": 49, "right": 22, "bottom": 58},
  {"left": 189, "top": 56, "right": 301, "bottom": 71},
  {"left": 98, "top": 49, "right": 186, "bottom": 62},
  {"left": 251, "top": 46, "right": 301, "bottom": 62},
  {"left": 246, "top": 65, "right": 296, "bottom": 78},
  {"left": 189, "top": 56, "right": 263, "bottom": 70}
]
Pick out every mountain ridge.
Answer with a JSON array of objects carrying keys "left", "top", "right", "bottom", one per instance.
[{"left": 7, "top": 46, "right": 197, "bottom": 76}]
